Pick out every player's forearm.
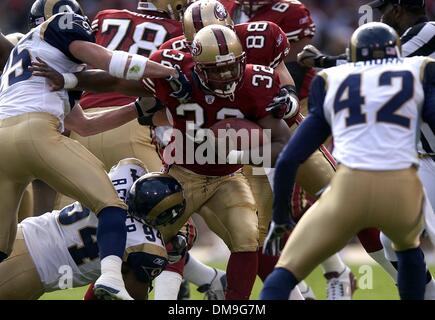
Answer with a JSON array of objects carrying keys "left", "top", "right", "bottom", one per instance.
[
  {"left": 66, "top": 103, "right": 138, "bottom": 137},
  {"left": 69, "top": 40, "right": 177, "bottom": 80},
  {"left": 276, "top": 61, "right": 295, "bottom": 87},
  {"left": 75, "top": 70, "right": 151, "bottom": 96}
]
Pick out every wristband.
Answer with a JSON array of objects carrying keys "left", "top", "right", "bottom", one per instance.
[
  {"left": 126, "top": 54, "right": 148, "bottom": 80},
  {"left": 63, "top": 73, "right": 78, "bottom": 89},
  {"left": 109, "top": 50, "right": 130, "bottom": 78}
]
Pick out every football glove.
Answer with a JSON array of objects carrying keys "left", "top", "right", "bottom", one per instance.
[
  {"left": 166, "top": 233, "right": 188, "bottom": 264},
  {"left": 262, "top": 221, "right": 294, "bottom": 256},
  {"left": 166, "top": 65, "right": 192, "bottom": 103},
  {"left": 297, "top": 45, "right": 325, "bottom": 68},
  {"left": 266, "top": 85, "right": 300, "bottom": 120},
  {"left": 135, "top": 97, "right": 164, "bottom": 126}
]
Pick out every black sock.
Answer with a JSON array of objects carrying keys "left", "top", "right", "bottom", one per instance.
[
  {"left": 260, "top": 268, "right": 298, "bottom": 300},
  {"left": 396, "top": 247, "right": 426, "bottom": 300},
  {"left": 0, "top": 251, "right": 7, "bottom": 263},
  {"left": 97, "top": 207, "right": 127, "bottom": 259}
]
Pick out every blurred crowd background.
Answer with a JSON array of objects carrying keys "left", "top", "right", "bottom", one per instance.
[{"left": 1, "top": 0, "right": 435, "bottom": 55}]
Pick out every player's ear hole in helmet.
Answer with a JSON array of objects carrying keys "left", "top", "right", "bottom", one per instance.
[
  {"left": 191, "top": 24, "right": 246, "bottom": 98},
  {"left": 182, "top": 0, "right": 235, "bottom": 45},
  {"left": 347, "top": 22, "right": 401, "bottom": 62},
  {"left": 127, "top": 172, "right": 185, "bottom": 227},
  {"left": 29, "top": 0, "right": 85, "bottom": 29}
]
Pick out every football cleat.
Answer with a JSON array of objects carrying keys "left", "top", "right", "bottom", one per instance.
[
  {"left": 297, "top": 281, "right": 316, "bottom": 300},
  {"left": 197, "top": 268, "right": 227, "bottom": 300},
  {"left": 94, "top": 274, "right": 134, "bottom": 300},
  {"left": 325, "top": 267, "right": 357, "bottom": 300}
]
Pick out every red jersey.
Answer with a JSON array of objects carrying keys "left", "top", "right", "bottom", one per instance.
[
  {"left": 147, "top": 49, "right": 281, "bottom": 176},
  {"left": 80, "top": 9, "right": 183, "bottom": 109},
  {"left": 221, "top": 0, "right": 315, "bottom": 43},
  {"left": 160, "top": 21, "right": 289, "bottom": 68}
]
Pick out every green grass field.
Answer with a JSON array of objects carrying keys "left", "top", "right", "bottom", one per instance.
[{"left": 41, "top": 264, "right": 434, "bottom": 300}]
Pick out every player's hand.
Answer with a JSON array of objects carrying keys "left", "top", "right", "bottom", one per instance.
[
  {"left": 29, "top": 57, "right": 64, "bottom": 91},
  {"left": 166, "top": 65, "right": 192, "bottom": 103},
  {"left": 166, "top": 233, "right": 188, "bottom": 264},
  {"left": 263, "top": 221, "right": 294, "bottom": 256},
  {"left": 135, "top": 97, "right": 165, "bottom": 126},
  {"left": 297, "top": 45, "right": 324, "bottom": 68},
  {"left": 266, "top": 86, "right": 300, "bottom": 120}
]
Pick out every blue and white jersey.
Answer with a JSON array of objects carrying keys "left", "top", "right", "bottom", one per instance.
[
  {"left": 0, "top": 13, "right": 95, "bottom": 131},
  {"left": 20, "top": 159, "right": 167, "bottom": 292},
  {"left": 315, "top": 56, "right": 434, "bottom": 171}
]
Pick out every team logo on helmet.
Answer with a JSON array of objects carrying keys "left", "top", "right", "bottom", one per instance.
[
  {"left": 191, "top": 39, "right": 202, "bottom": 56},
  {"left": 214, "top": 2, "right": 228, "bottom": 20}
]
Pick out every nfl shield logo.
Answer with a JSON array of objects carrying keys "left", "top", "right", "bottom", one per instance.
[{"left": 205, "top": 95, "right": 215, "bottom": 104}]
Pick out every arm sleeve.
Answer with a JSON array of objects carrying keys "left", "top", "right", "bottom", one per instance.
[
  {"left": 422, "top": 61, "right": 435, "bottom": 133},
  {"left": 272, "top": 75, "right": 331, "bottom": 224},
  {"left": 43, "top": 13, "right": 96, "bottom": 63},
  {"left": 269, "top": 23, "right": 291, "bottom": 68}
]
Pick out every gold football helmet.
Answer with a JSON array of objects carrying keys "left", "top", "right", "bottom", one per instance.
[
  {"left": 137, "top": 0, "right": 191, "bottom": 21},
  {"left": 191, "top": 25, "right": 246, "bottom": 98},
  {"left": 183, "top": 0, "right": 234, "bottom": 43}
]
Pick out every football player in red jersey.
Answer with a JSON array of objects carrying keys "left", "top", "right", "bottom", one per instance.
[
  {"left": 159, "top": 0, "right": 358, "bottom": 300},
  {"left": 219, "top": 0, "right": 316, "bottom": 100},
  {"left": 53, "top": 0, "right": 191, "bottom": 210},
  {"left": 145, "top": 25, "right": 293, "bottom": 300}
]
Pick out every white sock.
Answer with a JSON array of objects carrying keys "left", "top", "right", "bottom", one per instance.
[
  {"left": 154, "top": 270, "right": 183, "bottom": 300},
  {"left": 320, "top": 254, "right": 346, "bottom": 274},
  {"left": 100, "top": 255, "right": 123, "bottom": 286},
  {"left": 289, "top": 286, "right": 304, "bottom": 300},
  {"left": 425, "top": 278, "right": 435, "bottom": 300},
  {"left": 184, "top": 254, "right": 217, "bottom": 286},
  {"left": 368, "top": 249, "right": 398, "bottom": 282}
]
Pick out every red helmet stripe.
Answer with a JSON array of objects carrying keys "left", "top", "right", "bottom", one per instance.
[
  {"left": 192, "top": 5, "right": 204, "bottom": 32},
  {"left": 212, "top": 28, "right": 229, "bottom": 56}
]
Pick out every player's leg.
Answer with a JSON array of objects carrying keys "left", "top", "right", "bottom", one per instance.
[
  {"left": 154, "top": 256, "right": 186, "bottom": 300},
  {"left": 54, "top": 108, "right": 163, "bottom": 210},
  {"left": 157, "top": 166, "right": 210, "bottom": 242},
  {"left": 375, "top": 168, "right": 426, "bottom": 300},
  {"left": 198, "top": 172, "right": 259, "bottom": 300},
  {"left": 23, "top": 114, "right": 130, "bottom": 299},
  {"left": 17, "top": 183, "right": 34, "bottom": 222},
  {"left": 0, "top": 227, "right": 44, "bottom": 299},
  {"left": 261, "top": 166, "right": 366, "bottom": 299},
  {"left": 70, "top": 108, "right": 163, "bottom": 171}
]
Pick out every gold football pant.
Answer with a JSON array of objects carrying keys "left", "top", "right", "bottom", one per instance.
[
  {"left": 0, "top": 113, "right": 126, "bottom": 255},
  {"left": 0, "top": 226, "right": 44, "bottom": 300},
  {"left": 54, "top": 107, "right": 163, "bottom": 209},
  {"left": 244, "top": 146, "right": 335, "bottom": 247},
  {"left": 160, "top": 165, "right": 259, "bottom": 252},
  {"left": 277, "top": 165, "right": 424, "bottom": 280},
  {"left": 18, "top": 184, "right": 34, "bottom": 222}
]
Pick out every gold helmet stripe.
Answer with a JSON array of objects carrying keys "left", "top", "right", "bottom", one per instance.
[
  {"left": 147, "top": 191, "right": 184, "bottom": 222},
  {"left": 212, "top": 28, "right": 229, "bottom": 55},
  {"left": 44, "top": 0, "right": 59, "bottom": 19},
  {"left": 123, "top": 243, "right": 168, "bottom": 261},
  {"left": 192, "top": 4, "right": 204, "bottom": 32}
]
